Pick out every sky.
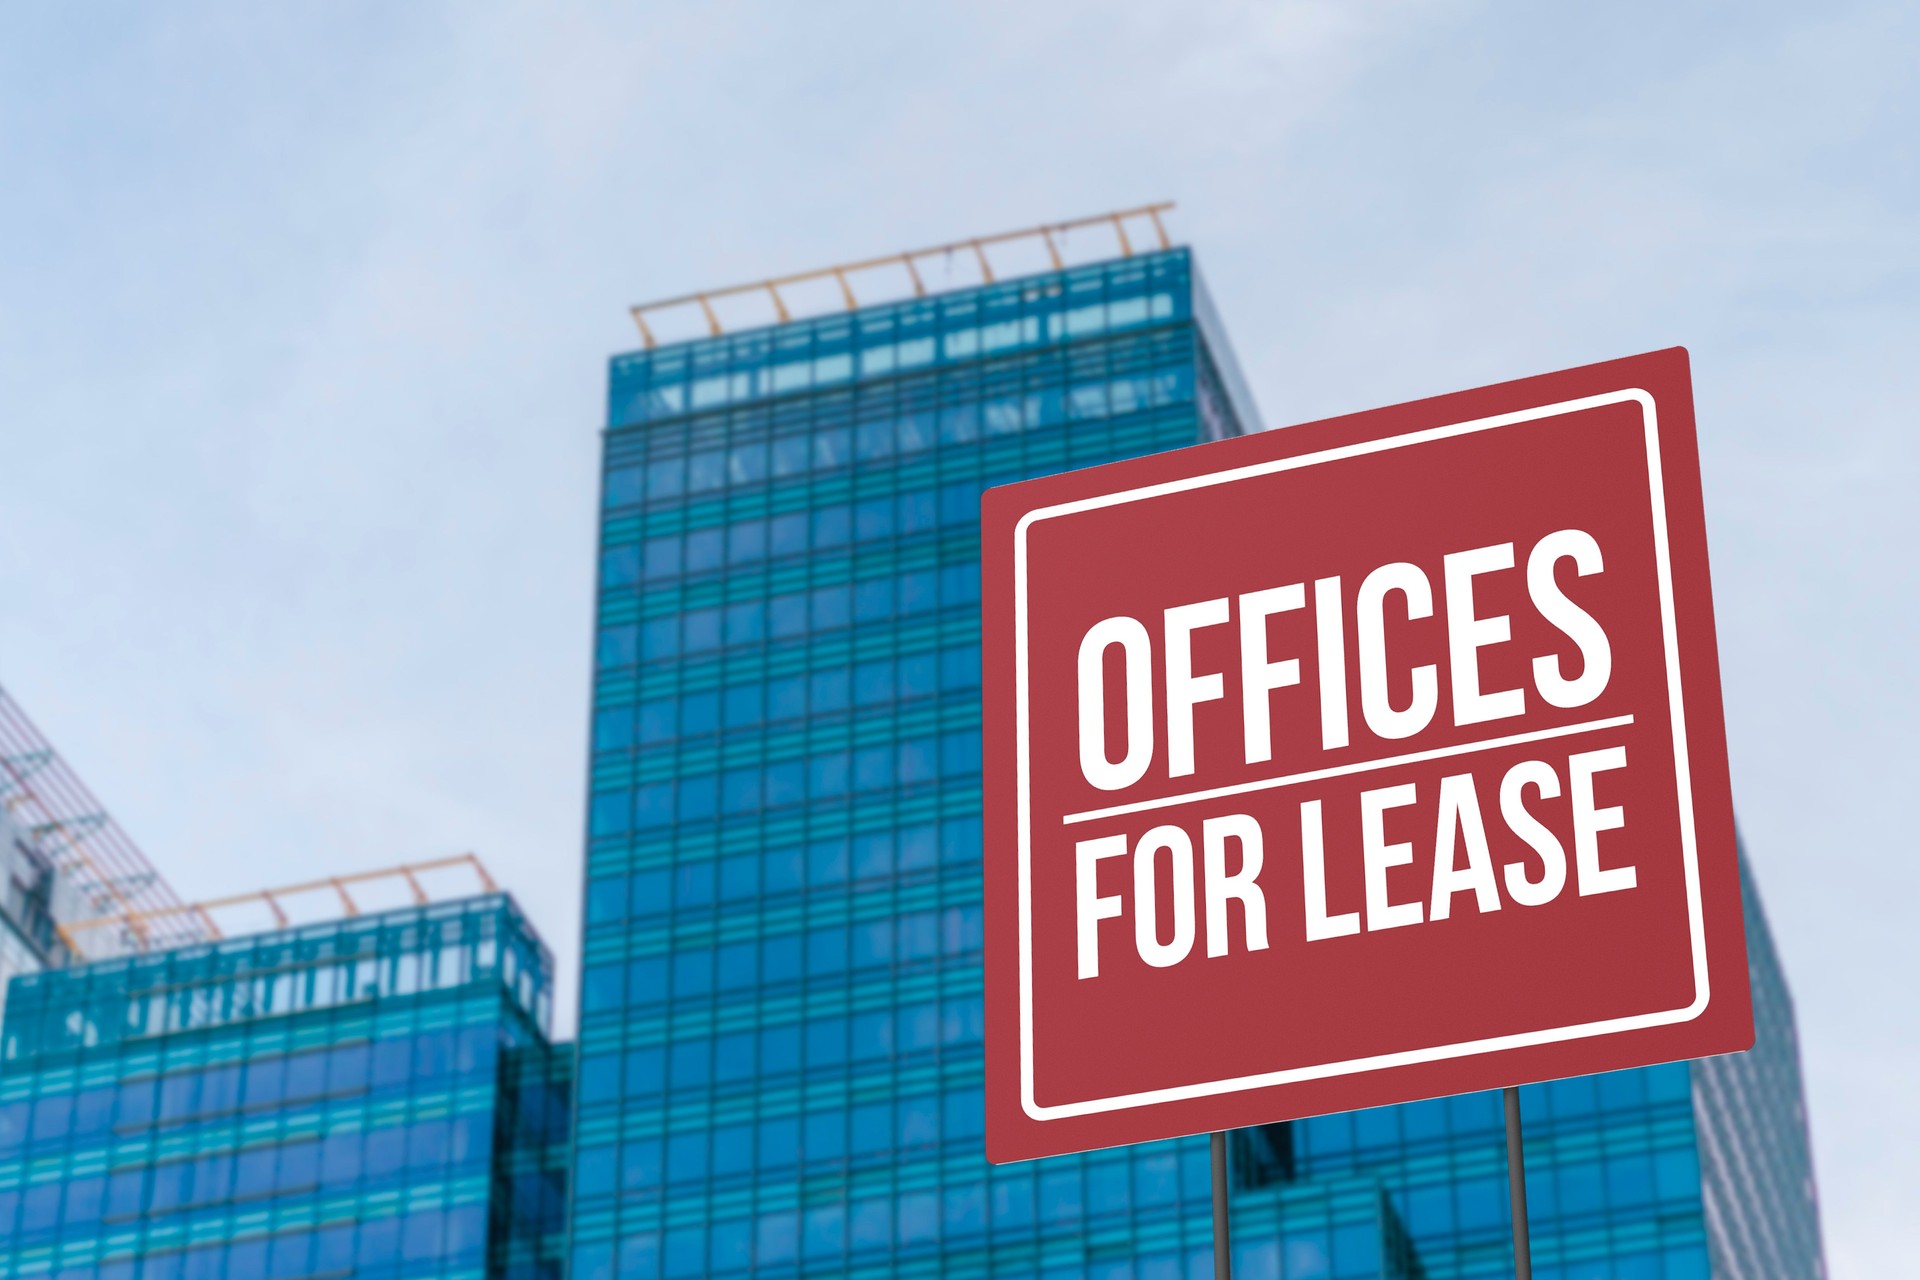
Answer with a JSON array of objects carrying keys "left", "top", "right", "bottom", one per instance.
[{"left": 1, "top": 1, "right": 1914, "bottom": 1271}]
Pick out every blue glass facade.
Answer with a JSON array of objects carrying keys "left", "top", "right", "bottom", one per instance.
[
  {"left": 0, "top": 894, "right": 570, "bottom": 1280},
  {"left": 575, "top": 244, "right": 1824, "bottom": 1280},
  {"left": 573, "top": 249, "right": 1272, "bottom": 1280}
]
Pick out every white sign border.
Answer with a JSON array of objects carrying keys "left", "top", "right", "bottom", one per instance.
[{"left": 1012, "top": 388, "right": 1710, "bottom": 1122}]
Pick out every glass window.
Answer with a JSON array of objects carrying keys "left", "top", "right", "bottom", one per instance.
[
  {"left": 762, "top": 935, "right": 801, "bottom": 985},
  {"left": 809, "top": 668, "right": 848, "bottom": 712},
  {"left": 811, "top": 586, "right": 850, "bottom": 631},
  {"left": 688, "top": 451, "right": 726, "bottom": 493},
  {"left": 760, "top": 1024, "right": 800, "bottom": 1075},
  {"left": 899, "top": 736, "right": 938, "bottom": 784},
  {"left": 604, "top": 466, "right": 643, "bottom": 508},
  {"left": 813, "top": 426, "right": 850, "bottom": 469},
  {"left": 804, "top": 1108, "right": 844, "bottom": 1164},
  {"left": 896, "top": 1003, "right": 938, "bottom": 1054},
  {"left": 767, "top": 675, "right": 806, "bottom": 721},
  {"left": 636, "top": 783, "right": 673, "bottom": 830},
  {"left": 713, "top": 1031, "right": 755, "bottom": 1083},
  {"left": 628, "top": 956, "right": 668, "bottom": 1006},
  {"left": 854, "top": 576, "right": 893, "bottom": 622},
  {"left": 593, "top": 706, "right": 633, "bottom": 751},
  {"left": 853, "top": 659, "right": 892, "bottom": 706},
  {"left": 601, "top": 545, "right": 640, "bottom": 587},
  {"left": 760, "top": 1116, "right": 799, "bottom": 1168},
  {"left": 672, "top": 949, "right": 714, "bottom": 999},
  {"left": 896, "top": 1190, "right": 937, "bottom": 1244},
  {"left": 806, "top": 1017, "right": 846, "bottom": 1069},
  {"left": 770, "top": 512, "right": 808, "bottom": 554},
  {"left": 728, "top": 519, "right": 766, "bottom": 564},
  {"left": 681, "top": 690, "right": 719, "bottom": 736},
  {"left": 719, "top": 854, "right": 758, "bottom": 901},
  {"left": 730, "top": 441, "right": 768, "bottom": 484},
  {"left": 685, "top": 528, "right": 724, "bottom": 572},
  {"left": 765, "top": 845, "right": 804, "bottom": 894},
  {"left": 597, "top": 624, "right": 638, "bottom": 668},
  {"left": 643, "top": 535, "right": 681, "bottom": 578},
  {"left": 711, "top": 1122, "right": 753, "bottom": 1176},
  {"left": 812, "top": 506, "right": 850, "bottom": 549},
  {"left": 717, "top": 942, "right": 757, "bottom": 992},
  {"left": 624, "top": 1046, "right": 665, "bottom": 1096},
  {"left": 807, "top": 926, "right": 847, "bottom": 976},
  {"left": 854, "top": 497, "right": 892, "bottom": 542},
  {"left": 589, "top": 790, "right": 630, "bottom": 838},
  {"left": 646, "top": 457, "right": 685, "bottom": 499},
  {"left": 769, "top": 592, "right": 808, "bottom": 638},
  {"left": 641, "top": 616, "right": 680, "bottom": 661},
  {"left": 772, "top": 435, "right": 809, "bottom": 477},
  {"left": 853, "top": 745, "right": 892, "bottom": 791},
  {"left": 637, "top": 697, "right": 676, "bottom": 743},
  {"left": 668, "top": 1038, "right": 711, "bottom": 1092},
  {"left": 676, "top": 860, "right": 715, "bottom": 908},
  {"left": 723, "top": 601, "right": 763, "bottom": 645},
  {"left": 687, "top": 610, "right": 721, "bottom": 652},
  {"left": 851, "top": 1010, "right": 892, "bottom": 1060},
  {"left": 856, "top": 420, "right": 893, "bottom": 461}
]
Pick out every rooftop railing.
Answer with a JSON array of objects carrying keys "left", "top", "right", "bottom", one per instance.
[
  {"left": 56, "top": 853, "right": 499, "bottom": 961},
  {"left": 629, "top": 202, "right": 1175, "bottom": 350}
]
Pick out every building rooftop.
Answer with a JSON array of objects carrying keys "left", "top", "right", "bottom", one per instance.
[{"left": 4, "top": 889, "right": 553, "bottom": 1065}]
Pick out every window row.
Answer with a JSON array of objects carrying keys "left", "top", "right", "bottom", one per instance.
[
  {"left": 606, "top": 365, "right": 1191, "bottom": 506},
  {"left": 593, "top": 646, "right": 980, "bottom": 750},
  {"left": 576, "top": 1228, "right": 1709, "bottom": 1280},
  {"left": 585, "top": 817, "right": 982, "bottom": 924},
  {"left": 575, "top": 1012, "right": 972, "bottom": 1094},
  {"left": 574, "top": 1198, "right": 1390, "bottom": 1280},
  {"left": 581, "top": 904, "right": 983, "bottom": 1016},
  {"left": 5, "top": 1205, "right": 491, "bottom": 1280},
  {"left": 6, "top": 935, "right": 545, "bottom": 1062},
  {"left": 2, "top": 1112, "right": 492, "bottom": 1241},
  {"left": 622, "top": 256, "right": 1174, "bottom": 378},
  {"left": 579, "top": 997, "right": 982, "bottom": 1106},
  {"left": 0, "top": 1027, "right": 501, "bottom": 1153},
  {"left": 604, "top": 479, "right": 980, "bottom": 587},
  {"left": 575, "top": 1084, "right": 986, "bottom": 1202},
  {"left": 1294, "top": 1064, "right": 1689, "bottom": 1169},
  {"left": 586, "top": 730, "right": 982, "bottom": 837},
  {"left": 609, "top": 301, "right": 1185, "bottom": 427},
  {"left": 595, "top": 565, "right": 982, "bottom": 663}
]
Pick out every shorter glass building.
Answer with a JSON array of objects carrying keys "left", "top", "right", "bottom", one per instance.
[{"left": 0, "top": 894, "right": 570, "bottom": 1280}]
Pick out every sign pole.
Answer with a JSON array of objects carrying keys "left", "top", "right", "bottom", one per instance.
[
  {"left": 1502, "top": 1087, "right": 1533, "bottom": 1280},
  {"left": 1210, "top": 1130, "right": 1233, "bottom": 1280}
]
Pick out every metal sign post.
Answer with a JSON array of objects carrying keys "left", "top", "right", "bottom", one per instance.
[
  {"left": 1503, "top": 1087, "right": 1533, "bottom": 1280},
  {"left": 1211, "top": 1132, "right": 1232, "bottom": 1280}
]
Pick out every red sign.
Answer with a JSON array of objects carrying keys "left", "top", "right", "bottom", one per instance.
[{"left": 981, "top": 349, "right": 1752, "bottom": 1163}]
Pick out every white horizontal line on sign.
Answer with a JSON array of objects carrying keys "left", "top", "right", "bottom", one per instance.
[{"left": 1059, "top": 714, "right": 1637, "bottom": 826}]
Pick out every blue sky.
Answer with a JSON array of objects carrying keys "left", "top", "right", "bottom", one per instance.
[{"left": 2, "top": 2, "right": 1913, "bottom": 1270}]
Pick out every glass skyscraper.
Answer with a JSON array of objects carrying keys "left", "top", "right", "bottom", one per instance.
[
  {"left": 0, "top": 893, "right": 570, "bottom": 1280},
  {"left": 574, "top": 236, "right": 1825, "bottom": 1280}
]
